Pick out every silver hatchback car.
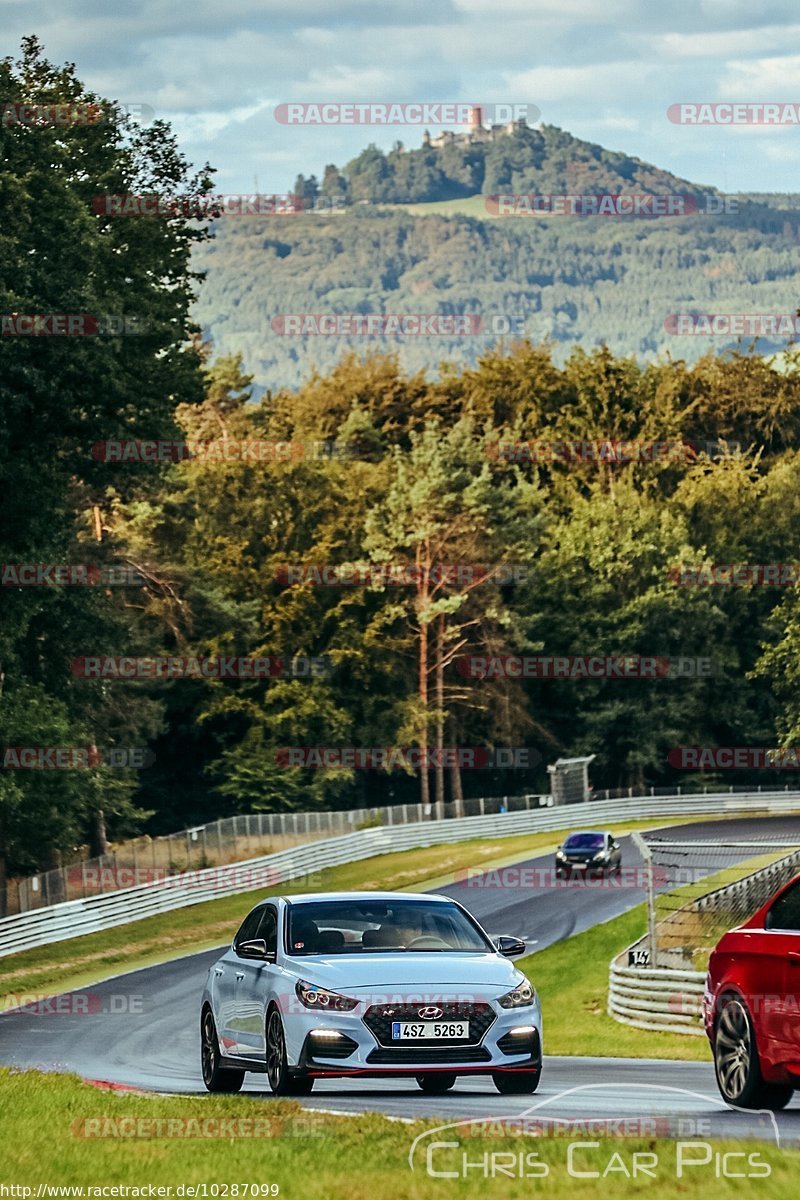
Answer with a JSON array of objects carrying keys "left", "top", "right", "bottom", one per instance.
[{"left": 201, "top": 891, "right": 542, "bottom": 1096}]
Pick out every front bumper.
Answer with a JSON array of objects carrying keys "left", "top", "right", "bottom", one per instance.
[{"left": 283, "top": 994, "right": 543, "bottom": 1076}]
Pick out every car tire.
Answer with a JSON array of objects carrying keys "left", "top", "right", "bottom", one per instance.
[
  {"left": 415, "top": 1073, "right": 457, "bottom": 1094},
  {"left": 265, "top": 1008, "right": 314, "bottom": 1096},
  {"left": 713, "top": 996, "right": 793, "bottom": 1110},
  {"left": 201, "top": 1007, "right": 245, "bottom": 1094},
  {"left": 492, "top": 1068, "right": 541, "bottom": 1095}
]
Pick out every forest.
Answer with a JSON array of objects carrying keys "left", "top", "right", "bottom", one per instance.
[{"left": 4, "top": 41, "right": 800, "bottom": 885}]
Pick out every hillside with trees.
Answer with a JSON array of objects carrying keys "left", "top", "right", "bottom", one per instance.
[
  {"left": 6, "top": 44, "right": 800, "bottom": 896},
  {"left": 193, "top": 201, "right": 800, "bottom": 390}
]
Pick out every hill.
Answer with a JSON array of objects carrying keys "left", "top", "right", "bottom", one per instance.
[
  {"left": 191, "top": 125, "right": 800, "bottom": 390},
  {"left": 294, "top": 121, "right": 719, "bottom": 207}
]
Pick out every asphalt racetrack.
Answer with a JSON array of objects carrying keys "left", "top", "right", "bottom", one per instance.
[{"left": 3, "top": 815, "right": 800, "bottom": 1144}]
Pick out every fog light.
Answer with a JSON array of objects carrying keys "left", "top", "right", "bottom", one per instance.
[
  {"left": 309, "top": 1028, "right": 344, "bottom": 1039},
  {"left": 508, "top": 1025, "right": 536, "bottom": 1036}
]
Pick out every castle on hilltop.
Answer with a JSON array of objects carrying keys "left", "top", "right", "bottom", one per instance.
[{"left": 422, "top": 105, "right": 536, "bottom": 150}]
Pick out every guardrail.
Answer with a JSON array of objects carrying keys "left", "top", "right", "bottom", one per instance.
[
  {"left": 608, "top": 844, "right": 800, "bottom": 1036},
  {"left": 608, "top": 961, "right": 706, "bottom": 1036},
  {"left": 14, "top": 781, "right": 800, "bottom": 915},
  {"left": 3, "top": 789, "right": 800, "bottom": 959},
  {"left": 10, "top": 793, "right": 554, "bottom": 914}
]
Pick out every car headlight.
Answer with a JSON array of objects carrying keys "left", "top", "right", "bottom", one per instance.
[
  {"left": 498, "top": 980, "right": 535, "bottom": 1008},
  {"left": 592, "top": 851, "right": 607, "bottom": 861},
  {"left": 555, "top": 850, "right": 565, "bottom": 860},
  {"left": 295, "top": 980, "right": 358, "bottom": 1011}
]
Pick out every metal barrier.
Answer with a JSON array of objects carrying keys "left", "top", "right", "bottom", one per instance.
[
  {"left": 608, "top": 961, "right": 706, "bottom": 1036},
  {"left": 608, "top": 844, "right": 800, "bottom": 1036},
  {"left": 10, "top": 793, "right": 553, "bottom": 914},
  {"left": 3, "top": 789, "right": 800, "bottom": 959}
]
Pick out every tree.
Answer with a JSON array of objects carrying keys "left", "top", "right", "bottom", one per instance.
[
  {"left": 0, "top": 37, "right": 212, "bottom": 877},
  {"left": 364, "top": 419, "right": 543, "bottom": 811}
]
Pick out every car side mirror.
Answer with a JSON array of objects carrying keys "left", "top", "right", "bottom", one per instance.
[
  {"left": 237, "top": 938, "right": 274, "bottom": 961},
  {"left": 494, "top": 935, "right": 527, "bottom": 958}
]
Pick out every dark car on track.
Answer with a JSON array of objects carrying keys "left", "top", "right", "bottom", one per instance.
[
  {"left": 704, "top": 872, "right": 800, "bottom": 1109},
  {"left": 554, "top": 830, "right": 622, "bottom": 879}
]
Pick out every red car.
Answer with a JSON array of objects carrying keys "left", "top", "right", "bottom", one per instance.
[{"left": 704, "top": 872, "right": 800, "bottom": 1109}]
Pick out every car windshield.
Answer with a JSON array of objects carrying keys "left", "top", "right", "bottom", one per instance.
[
  {"left": 563, "top": 833, "right": 605, "bottom": 850},
  {"left": 285, "top": 899, "right": 493, "bottom": 955}
]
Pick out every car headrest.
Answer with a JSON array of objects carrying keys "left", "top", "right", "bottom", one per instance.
[{"left": 317, "top": 929, "right": 345, "bottom": 951}]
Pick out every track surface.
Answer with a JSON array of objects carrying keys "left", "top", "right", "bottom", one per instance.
[{"left": 3, "top": 815, "right": 800, "bottom": 1143}]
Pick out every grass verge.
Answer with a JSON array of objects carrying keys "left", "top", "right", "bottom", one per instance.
[
  {"left": 519, "top": 904, "right": 709, "bottom": 1062},
  {"left": 0, "top": 814, "right": 733, "bottom": 1003},
  {"left": 0, "top": 1069, "right": 795, "bottom": 1197}
]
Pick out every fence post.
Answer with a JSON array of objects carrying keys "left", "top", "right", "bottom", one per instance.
[{"left": 631, "top": 832, "right": 658, "bottom": 967}]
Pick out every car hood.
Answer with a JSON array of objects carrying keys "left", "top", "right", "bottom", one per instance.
[{"left": 282, "top": 952, "right": 525, "bottom": 993}]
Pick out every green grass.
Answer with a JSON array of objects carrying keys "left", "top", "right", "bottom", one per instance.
[
  {"left": 374, "top": 195, "right": 500, "bottom": 218},
  {"left": 0, "top": 1069, "right": 795, "bottom": 1197},
  {"left": 0, "top": 813, "right": 735, "bottom": 1005},
  {"left": 0, "top": 831, "right": 569, "bottom": 1003},
  {"left": 2, "top": 812, "right": 779, "bottom": 1064},
  {"left": 520, "top": 904, "right": 710, "bottom": 1061}
]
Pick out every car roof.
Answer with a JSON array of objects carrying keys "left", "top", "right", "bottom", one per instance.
[
  {"left": 564, "top": 829, "right": 607, "bottom": 837},
  {"left": 283, "top": 891, "right": 455, "bottom": 905}
]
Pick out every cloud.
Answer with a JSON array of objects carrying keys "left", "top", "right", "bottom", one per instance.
[{"left": 3, "top": 1, "right": 799, "bottom": 192}]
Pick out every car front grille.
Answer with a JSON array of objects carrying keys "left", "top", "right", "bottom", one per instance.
[
  {"left": 362, "top": 1001, "right": 495, "bottom": 1048},
  {"left": 366, "top": 1045, "right": 492, "bottom": 1065}
]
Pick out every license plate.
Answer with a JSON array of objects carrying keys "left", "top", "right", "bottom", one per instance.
[
  {"left": 569, "top": 862, "right": 586, "bottom": 870},
  {"left": 391, "top": 1021, "right": 469, "bottom": 1040}
]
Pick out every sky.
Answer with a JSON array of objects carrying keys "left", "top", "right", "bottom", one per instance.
[{"left": 4, "top": 0, "right": 800, "bottom": 194}]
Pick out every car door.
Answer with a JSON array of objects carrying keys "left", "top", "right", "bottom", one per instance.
[
  {"left": 231, "top": 904, "right": 280, "bottom": 1060},
  {"left": 763, "top": 878, "right": 800, "bottom": 1059},
  {"left": 215, "top": 907, "right": 262, "bottom": 1054}
]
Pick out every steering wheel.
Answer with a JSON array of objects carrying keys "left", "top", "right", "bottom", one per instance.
[{"left": 406, "top": 935, "right": 451, "bottom": 949}]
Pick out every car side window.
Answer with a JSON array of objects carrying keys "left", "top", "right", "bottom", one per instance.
[
  {"left": 234, "top": 907, "right": 263, "bottom": 949},
  {"left": 256, "top": 906, "right": 278, "bottom": 955},
  {"left": 766, "top": 881, "right": 800, "bottom": 931}
]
